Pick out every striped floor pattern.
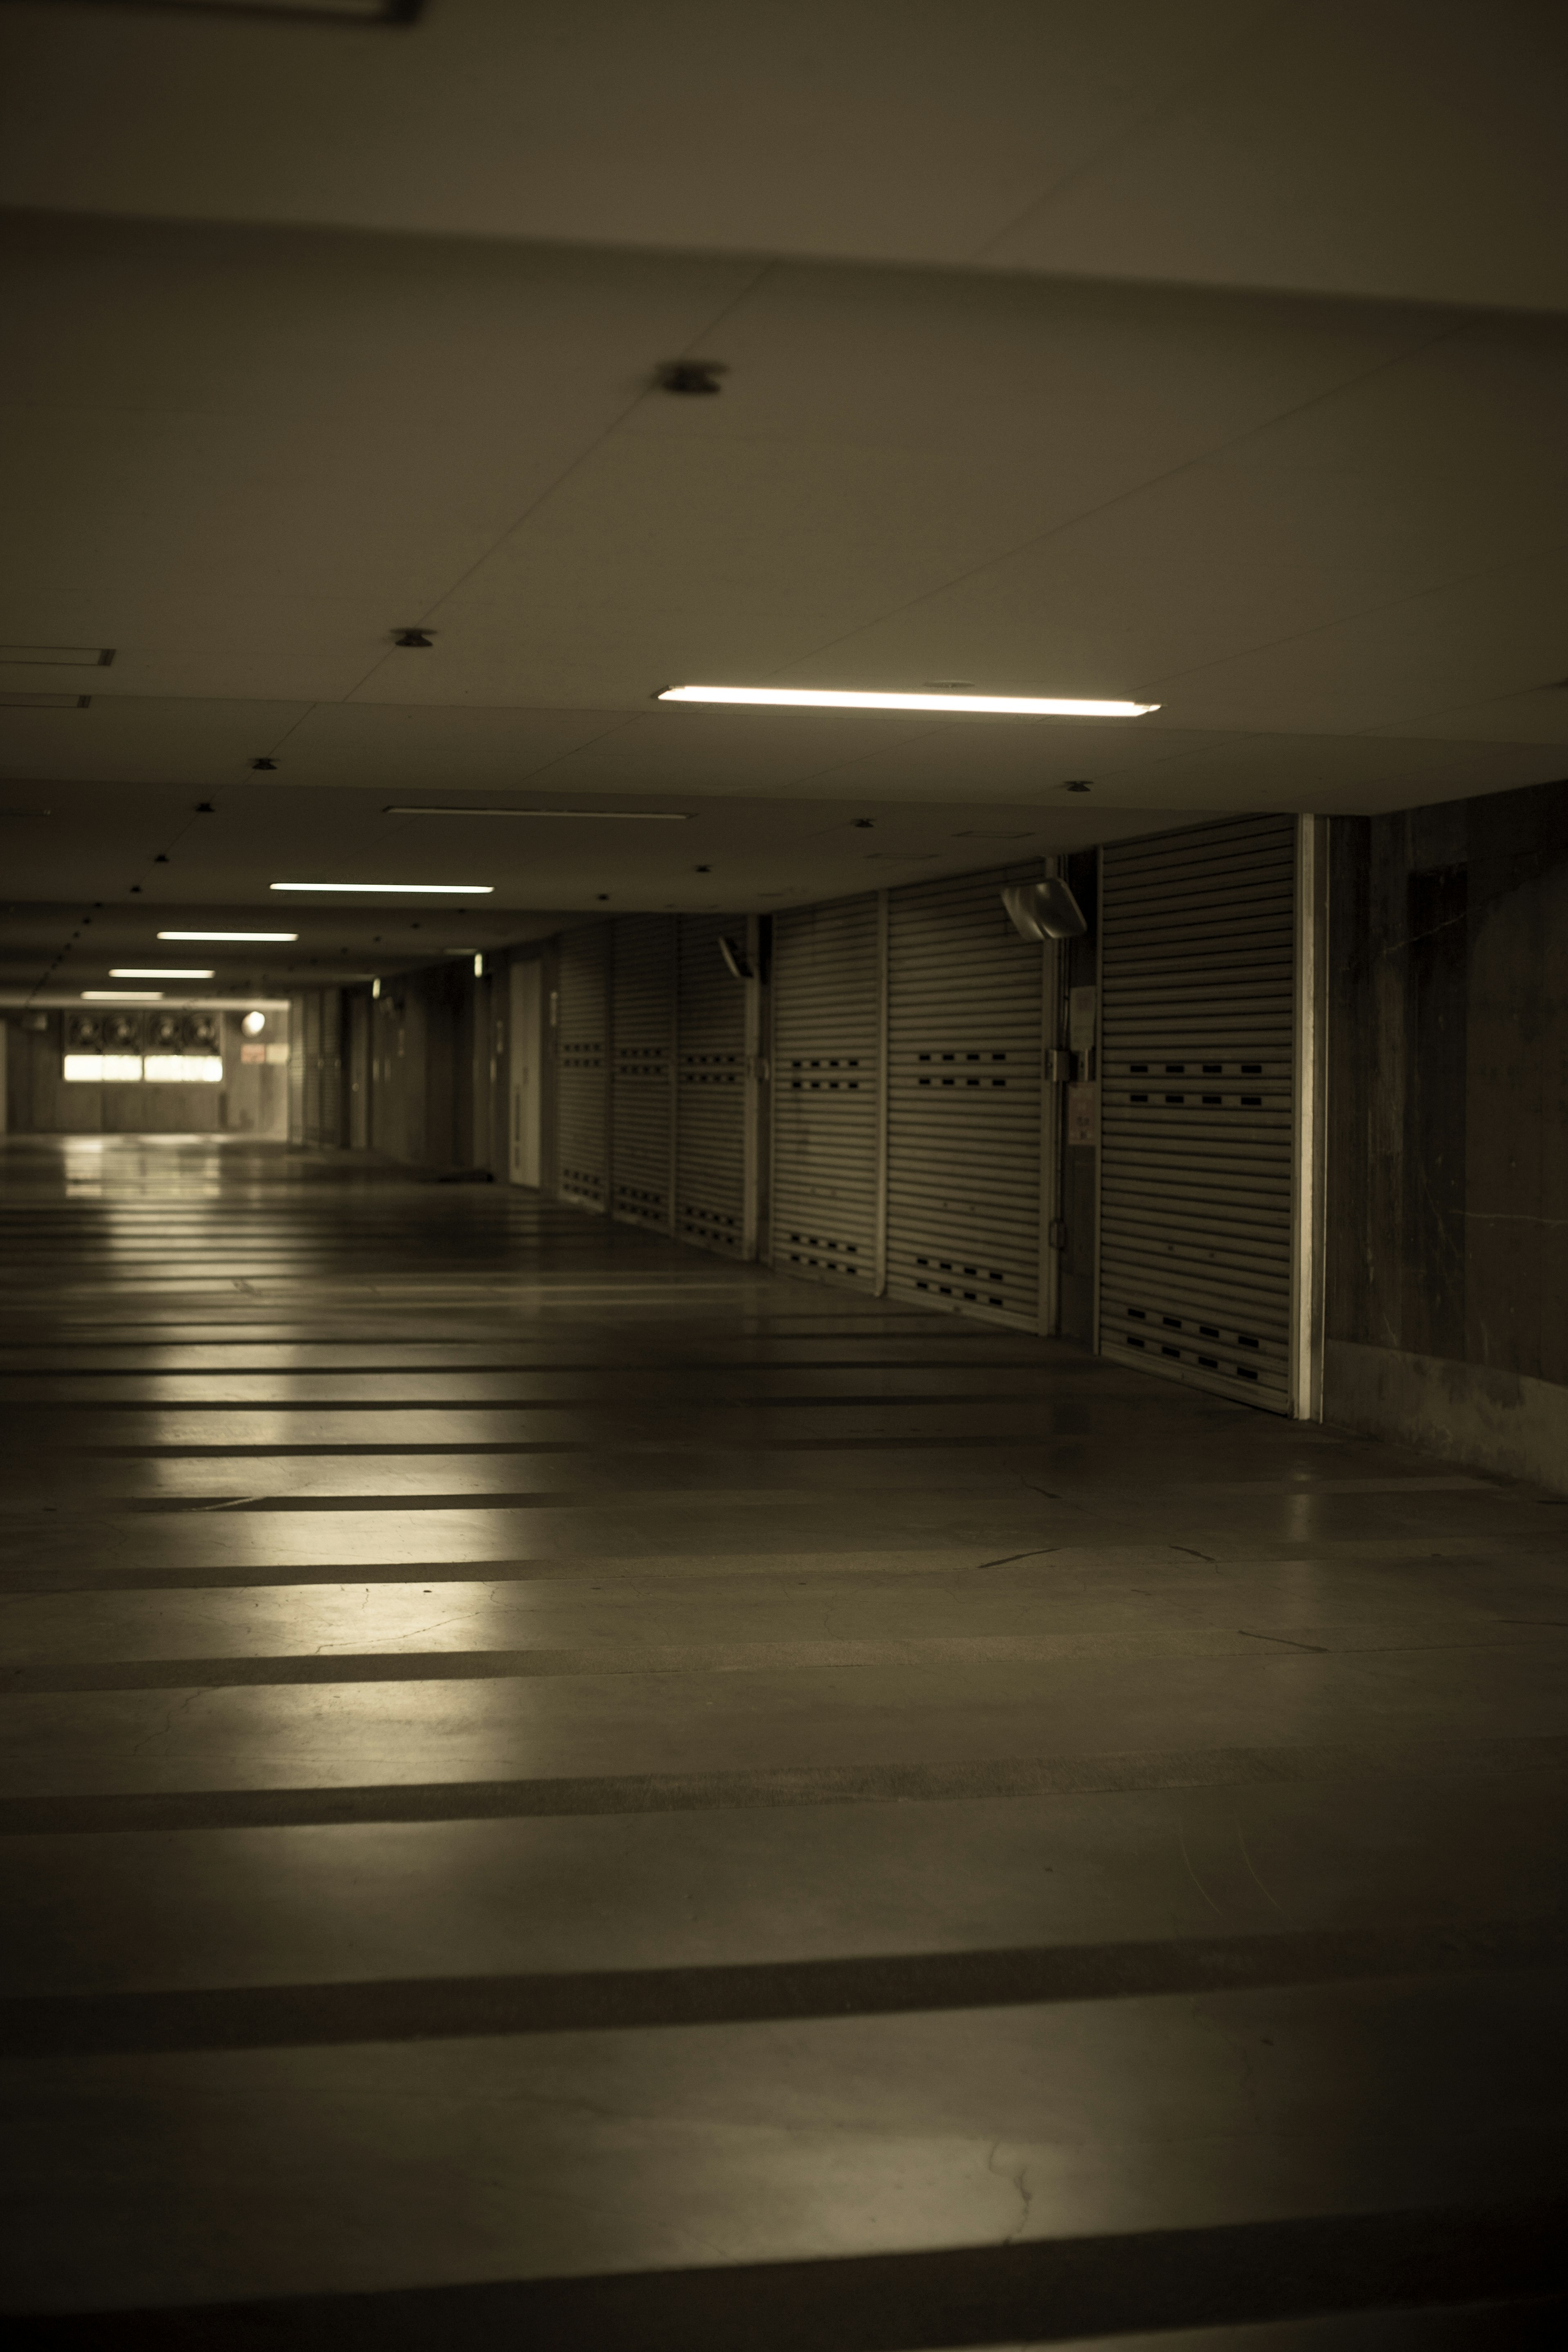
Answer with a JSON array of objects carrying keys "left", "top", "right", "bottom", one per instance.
[{"left": 2, "top": 1134, "right": 1566, "bottom": 2346}]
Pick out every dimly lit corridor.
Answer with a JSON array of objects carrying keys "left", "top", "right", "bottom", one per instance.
[
  {"left": 2, "top": 1135, "right": 1565, "bottom": 2342},
  {"left": 4, "top": 4, "right": 1568, "bottom": 2332}
]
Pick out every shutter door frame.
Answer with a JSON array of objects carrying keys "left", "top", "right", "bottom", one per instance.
[{"left": 1098, "top": 814, "right": 1307, "bottom": 1414}]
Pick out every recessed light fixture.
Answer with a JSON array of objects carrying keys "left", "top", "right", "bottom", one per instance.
[
  {"left": 82, "top": 990, "right": 163, "bottom": 1001},
  {"left": 111, "top": 968, "right": 214, "bottom": 980},
  {"left": 657, "top": 685, "right": 1158, "bottom": 717},
  {"left": 270, "top": 882, "right": 493, "bottom": 894},
  {"left": 158, "top": 930, "right": 299, "bottom": 942},
  {"left": 383, "top": 806, "right": 689, "bottom": 820}
]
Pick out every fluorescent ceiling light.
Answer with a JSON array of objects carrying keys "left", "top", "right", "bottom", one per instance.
[
  {"left": 384, "top": 806, "right": 689, "bottom": 820},
  {"left": 158, "top": 930, "right": 299, "bottom": 942},
  {"left": 111, "top": 968, "right": 214, "bottom": 980},
  {"left": 270, "top": 882, "right": 493, "bottom": 894},
  {"left": 657, "top": 685, "right": 1158, "bottom": 717},
  {"left": 82, "top": 990, "right": 163, "bottom": 1001}
]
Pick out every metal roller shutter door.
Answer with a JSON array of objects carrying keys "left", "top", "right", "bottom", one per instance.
[
  {"left": 1099, "top": 815, "right": 1296, "bottom": 1411},
  {"left": 556, "top": 926, "right": 609, "bottom": 1213},
  {"left": 886, "top": 866, "right": 1045, "bottom": 1330},
  {"left": 771, "top": 893, "right": 880, "bottom": 1289},
  {"left": 676, "top": 913, "right": 747, "bottom": 1257},
  {"left": 610, "top": 914, "right": 675, "bottom": 1233}
]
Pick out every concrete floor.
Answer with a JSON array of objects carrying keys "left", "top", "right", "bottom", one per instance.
[{"left": 1, "top": 1134, "right": 1565, "bottom": 2348}]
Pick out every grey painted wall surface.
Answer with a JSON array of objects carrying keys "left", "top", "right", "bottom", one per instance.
[{"left": 1325, "top": 778, "right": 1568, "bottom": 1487}]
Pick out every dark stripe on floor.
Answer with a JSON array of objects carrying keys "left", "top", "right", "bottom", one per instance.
[
  {"left": 4, "top": 1734, "right": 1566, "bottom": 1835},
  {"left": 7, "top": 1917, "right": 1566, "bottom": 2060},
  {"left": 12, "top": 2201, "right": 1568, "bottom": 2349}
]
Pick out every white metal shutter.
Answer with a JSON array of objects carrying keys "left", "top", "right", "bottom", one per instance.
[
  {"left": 556, "top": 926, "right": 609, "bottom": 1213},
  {"left": 771, "top": 893, "right": 880, "bottom": 1289},
  {"left": 886, "top": 865, "right": 1045, "bottom": 1330},
  {"left": 611, "top": 914, "right": 675, "bottom": 1233},
  {"left": 675, "top": 913, "right": 747, "bottom": 1257},
  {"left": 1099, "top": 814, "right": 1295, "bottom": 1410}
]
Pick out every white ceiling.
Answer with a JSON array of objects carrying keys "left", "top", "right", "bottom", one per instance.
[
  {"left": 2, "top": 2, "right": 1566, "bottom": 994},
  {"left": 5, "top": 1, "right": 1568, "bottom": 312}
]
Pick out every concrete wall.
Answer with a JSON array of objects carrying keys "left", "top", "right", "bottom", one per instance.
[{"left": 1324, "top": 777, "right": 1568, "bottom": 1489}]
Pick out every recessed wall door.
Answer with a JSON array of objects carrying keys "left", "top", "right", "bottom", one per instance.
[
  {"left": 771, "top": 893, "right": 882, "bottom": 1291},
  {"left": 508, "top": 959, "right": 542, "bottom": 1189},
  {"left": 1098, "top": 815, "right": 1297, "bottom": 1411}
]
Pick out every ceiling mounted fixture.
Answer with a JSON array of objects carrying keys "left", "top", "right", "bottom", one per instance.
[
  {"left": 1063, "top": 780, "right": 1094, "bottom": 793},
  {"left": 656, "top": 361, "right": 727, "bottom": 395},
  {"left": 383, "top": 806, "right": 690, "bottom": 820},
  {"left": 0, "top": 693, "right": 91, "bottom": 710},
  {"left": 393, "top": 628, "right": 434, "bottom": 648},
  {"left": 657, "top": 686, "right": 1158, "bottom": 717},
  {"left": 270, "top": 882, "right": 493, "bottom": 895},
  {"left": 159, "top": 930, "right": 298, "bottom": 941},
  {"left": 0, "top": 645, "right": 113, "bottom": 667},
  {"left": 82, "top": 990, "right": 163, "bottom": 1002},
  {"left": 111, "top": 968, "right": 214, "bottom": 980}
]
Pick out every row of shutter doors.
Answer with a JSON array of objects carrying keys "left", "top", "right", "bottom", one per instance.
[
  {"left": 555, "top": 913, "right": 748, "bottom": 1256},
  {"left": 552, "top": 817, "right": 1299, "bottom": 1406},
  {"left": 771, "top": 869, "right": 1050, "bottom": 1330}
]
